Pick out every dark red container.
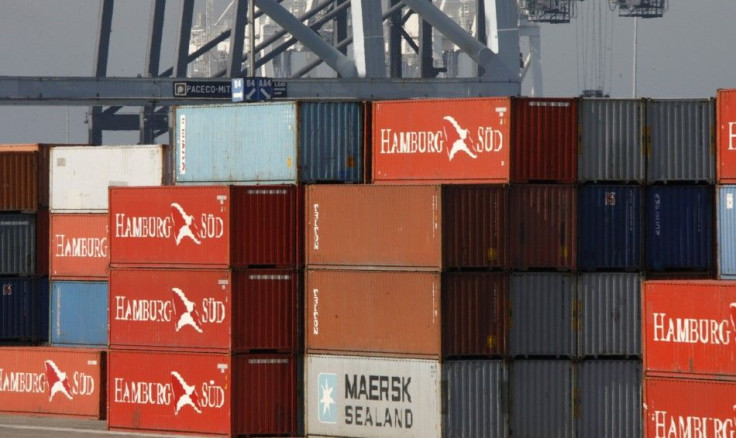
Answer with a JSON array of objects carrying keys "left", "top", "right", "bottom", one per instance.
[
  {"left": 0, "top": 347, "right": 106, "bottom": 419},
  {"left": 109, "top": 185, "right": 303, "bottom": 268},
  {"left": 109, "top": 268, "right": 300, "bottom": 353},
  {"left": 510, "top": 184, "right": 577, "bottom": 270},
  {"left": 107, "top": 350, "right": 298, "bottom": 437},
  {"left": 50, "top": 213, "right": 108, "bottom": 279},
  {"left": 511, "top": 98, "right": 578, "bottom": 183},
  {"left": 0, "top": 144, "right": 52, "bottom": 212}
]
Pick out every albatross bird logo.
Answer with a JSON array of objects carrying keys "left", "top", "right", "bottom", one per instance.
[{"left": 443, "top": 115, "right": 478, "bottom": 160}]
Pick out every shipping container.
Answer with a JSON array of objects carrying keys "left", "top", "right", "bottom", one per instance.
[
  {"left": 717, "top": 185, "right": 736, "bottom": 278},
  {"left": 509, "top": 359, "right": 573, "bottom": 438},
  {"left": 0, "top": 347, "right": 105, "bottom": 419},
  {"left": 306, "top": 184, "right": 509, "bottom": 270},
  {"left": 0, "top": 144, "right": 51, "bottom": 211},
  {"left": 0, "top": 277, "right": 48, "bottom": 342},
  {"left": 107, "top": 351, "right": 298, "bottom": 437},
  {"left": 509, "top": 273, "right": 576, "bottom": 358},
  {"left": 578, "top": 273, "right": 642, "bottom": 357},
  {"left": 109, "top": 185, "right": 303, "bottom": 268},
  {"left": 577, "top": 360, "right": 642, "bottom": 438},
  {"left": 578, "top": 184, "right": 643, "bottom": 271},
  {"left": 109, "top": 268, "right": 300, "bottom": 353},
  {"left": 717, "top": 89, "right": 736, "bottom": 182},
  {"left": 50, "top": 281, "right": 107, "bottom": 347},
  {"left": 643, "top": 280, "right": 736, "bottom": 376},
  {"left": 49, "top": 213, "right": 108, "bottom": 279},
  {"left": 647, "top": 99, "right": 715, "bottom": 184},
  {"left": 511, "top": 97, "right": 578, "bottom": 183},
  {"left": 50, "top": 145, "right": 168, "bottom": 212},
  {"left": 644, "top": 375, "right": 736, "bottom": 438},
  {"left": 645, "top": 185, "right": 714, "bottom": 273},
  {"left": 578, "top": 98, "right": 646, "bottom": 183},
  {"left": 371, "top": 98, "right": 511, "bottom": 184},
  {"left": 509, "top": 184, "right": 577, "bottom": 271},
  {"left": 0, "top": 212, "right": 48, "bottom": 276},
  {"left": 305, "top": 269, "right": 507, "bottom": 358}
]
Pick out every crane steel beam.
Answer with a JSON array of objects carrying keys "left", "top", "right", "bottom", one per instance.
[
  {"left": 89, "top": 0, "right": 114, "bottom": 144},
  {"left": 351, "top": 0, "right": 386, "bottom": 77},
  {"left": 174, "top": 0, "right": 194, "bottom": 77},
  {"left": 228, "top": 0, "right": 249, "bottom": 77}
]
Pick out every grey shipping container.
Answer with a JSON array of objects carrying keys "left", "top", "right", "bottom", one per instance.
[
  {"left": 577, "top": 273, "right": 642, "bottom": 357},
  {"left": 717, "top": 185, "right": 736, "bottom": 278},
  {"left": 510, "top": 273, "right": 576, "bottom": 358},
  {"left": 510, "top": 359, "right": 573, "bottom": 438},
  {"left": 647, "top": 98, "right": 715, "bottom": 183},
  {"left": 0, "top": 213, "right": 37, "bottom": 275},
  {"left": 0, "top": 277, "right": 49, "bottom": 342},
  {"left": 578, "top": 98, "right": 646, "bottom": 183},
  {"left": 576, "top": 360, "right": 642, "bottom": 438}
]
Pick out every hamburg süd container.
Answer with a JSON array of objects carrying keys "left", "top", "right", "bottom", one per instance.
[
  {"left": 0, "top": 347, "right": 106, "bottom": 419},
  {"left": 509, "top": 273, "right": 576, "bottom": 358},
  {"left": 50, "top": 145, "right": 169, "bottom": 212},
  {"left": 109, "top": 185, "right": 303, "bottom": 268},
  {"left": 443, "top": 360, "right": 507, "bottom": 438},
  {"left": 176, "top": 101, "right": 365, "bottom": 184},
  {"left": 0, "top": 144, "right": 51, "bottom": 212},
  {"left": 717, "top": 89, "right": 736, "bottom": 182},
  {"left": 511, "top": 97, "right": 578, "bottom": 183},
  {"left": 50, "top": 281, "right": 108, "bottom": 347},
  {"left": 644, "top": 375, "right": 736, "bottom": 438},
  {"left": 717, "top": 185, "right": 736, "bottom": 278},
  {"left": 305, "top": 269, "right": 507, "bottom": 358},
  {"left": 0, "top": 212, "right": 48, "bottom": 276},
  {"left": 509, "top": 184, "right": 577, "bottom": 271},
  {"left": 645, "top": 185, "right": 714, "bottom": 273},
  {"left": 0, "top": 277, "right": 48, "bottom": 342},
  {"left": 643, "top": 280, "right": 736, "bottom": 376},
  {"left": 578, "top": 273, "right": 642, "bottom": 357},
  {"left": 109, "top": 268, "right": 300, "bottom": 353},
  {"left": 578, "top": 184, "right": 643, "bottom": 271},
  {"left": 371, "top": 97, "right": 511, "bottom": 184},
  {"left": 510, "top": 359, "right": 573, "bottom": 438},
  {"left": 49, "top": 213, "right": 108, "bottom": 279},
  {"left": 578, "top": 98, "right": 645, "bottom": 183},
  {"left": 306, "top": 184, "right": 509, "bottom": 270},
  {"left": 647, "top": 98, "right": 715, "bottom": 184},
  {"left": 107, "top": 350, "right": 298, "bottom": 437}
]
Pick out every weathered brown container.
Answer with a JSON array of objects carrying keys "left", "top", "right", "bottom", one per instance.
[
  {"left": 0, "top": 144, "right": 51, "bottom": 212},
  {"left": 510, "top": 184, "right": 577, "bottom": 270},
  {"left": 306, "top": 184, "right": 509, "bottom": 270},
  {"left": 306, "top": 269, "right": 508, "bottom": 358}
]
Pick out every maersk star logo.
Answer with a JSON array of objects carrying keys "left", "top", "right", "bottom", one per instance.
[{"left": 317, "top": 373, "right": 337, "bottom": 424}]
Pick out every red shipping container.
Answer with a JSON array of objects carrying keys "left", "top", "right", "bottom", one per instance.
[
  {"left": 107, "top": 350, "right": 297, "bottom": 437},
  {"left": 510, "top": 184, "right": 577, "bottom": 270},
  {"left": 643, "top": 280, "right": 736, "bottom": 376},
  {"left": 109, "top": 268, "right": 300, "bottom": 353},
  {"left": 0, "top": 347, "right": 105, "bottom": 419},
  {"left": 644, "top": 375, "right": 736, "bottom": 438},
  {"left": 50, "top": 213, "right": 108, "bottom": 279},
  {"left": 511, "top": 98, "right": 578, "bottom": 183},
  {"left": 717, "top": 89, "right": 736, "bottom": 182},
  {"left": 109, "top": 185, "right": 303, "bottom": 268},
  {"left": 0, "top": 144, "right": 52, "bottom": 211},
  {"left": 371, "top": 98, "right": 511, "bottom": 184}
]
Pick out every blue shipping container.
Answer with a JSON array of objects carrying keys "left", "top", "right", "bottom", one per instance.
[
  {"left": 717, "top": 185, "right": 736, "bottom": 278},
  {"left": 0, "top": 277, "right": 48, "bottom": 342},
  {"left": 578, "top": 185, "right": 643, "bottom": 271},
  {"left": 646, "top": 185, "right": 714, "bottom": 272},
  {"left": 0, "top": 213, "right": 36, "bottom": 275},
  {"left": 50, "top": 280, "right": 108, "bottom": 346}
]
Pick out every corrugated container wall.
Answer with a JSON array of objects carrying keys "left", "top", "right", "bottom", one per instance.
[
  {"left": 577, "top": 360, "right": 642, "bottom": 438},
  {"left": 647, "top": 99, "right": 715, "bottom": 183},
  {"left": 50, "top": 145, "right": 168, "bottom": 212},
  {"left": 510, "top": 184, "right": 577, "bottom": 270},
  {"left": 511, "top": 97, "right": 578, "bottom": 183},
  {"left": 0, "top": 277, "right": 48, "bottom": 342},
  {"left": 306, "top": 184, "right": 509, "bottom": 270},
  {"left": 49, "top": 213, "right": 109, "bottom": 279},
  {"left": 578, "top": 184, "right": 643, "bottom": 271},
  {"left": 578, "top": 273, "right": 642, "bottom": 357},
  {"left": 443, "top": 360, "right": 508, "bottom": 438},
  {"left": 509, "top": 273, "right": 575, "bottom": 358},
  {"left": 645, "top": 185, "right": 714, "bottom": 273},
  {"left": 509, "top": 360, "right": 573, "bottom": 438},
  {"left": 0, "top": 145, "right": 50, "bottom": 211},
  {"left": 716, "top": 89, "right": 736, "bottom": 182},
  {"left": 299, "top": 101, "right": 365, "bottom": 183},
  {"left": 717, "top": 185, "right": 736, "bottom": 278},
  {"left": 0, "top": 213, "right": 40, "bottom": 275},
  {"left": 50, "top": 281, "right": 108, "bottom": 347},
  {"left": 578, "top": 99, "right": 646, "bottom": 183}
]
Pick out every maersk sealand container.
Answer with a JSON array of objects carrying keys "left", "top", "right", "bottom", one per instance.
[{"left": 174, "top": 101, "right": 364, "bottom": 184}]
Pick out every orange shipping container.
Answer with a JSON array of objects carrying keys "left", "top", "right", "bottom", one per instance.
[
  {"left": 306, "top": 269, "right": 508, "bottom": 358},
  {"left": 717, "top": 89, "right": 736, "bottom": 182},
  {"left": 50, "top": 213, "right": 108, "bottom": 279},
  {"left": 0, "top": 144, "right": 51, "bottom": 212}
]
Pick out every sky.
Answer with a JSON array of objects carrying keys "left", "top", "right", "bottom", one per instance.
[{"left": 0, "top": 0, "right": 734, "bottom": 144}]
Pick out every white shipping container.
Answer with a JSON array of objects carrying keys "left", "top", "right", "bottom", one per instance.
[{"left": 50, "top": 145, "right": 169, "bottom": 212}]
